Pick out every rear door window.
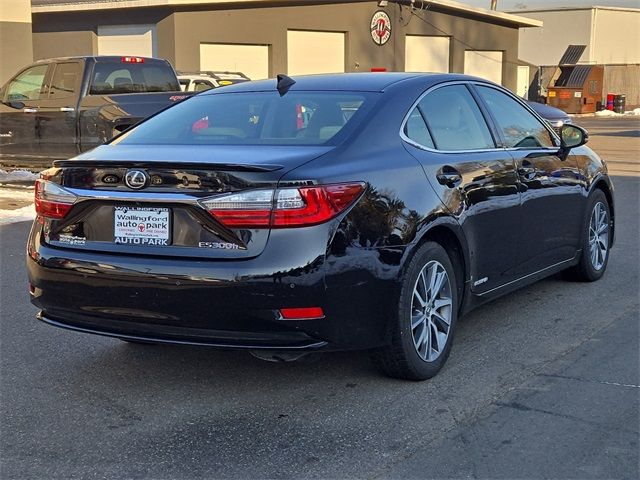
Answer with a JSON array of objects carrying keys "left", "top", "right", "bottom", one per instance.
[
  {"left": 194, "top": 80, "right": 214, "bottom": 92},
  {"left": 89, "top": 61, "right": 179, "bottom": 94},
  {"left": 418, "top": 84, "right": 495, "bottom": 151},
  {"left": 48, "top": 62, "right": 82, "bottom": 99},
  {"left": 403, "top": 108, "right": 435, "bottom": 149}
]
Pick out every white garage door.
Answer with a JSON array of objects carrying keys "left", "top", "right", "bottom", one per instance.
[
  {"left": 405, "top": 36, "right": 450, "bottom": 73},
  {"left": 200, "top": 44, "right": 269, "bottom": 81},
  {"left": 287, "top": 30, "right": 345, "bottom": 76},
  {"left": 464, "top": 50, "right": 503, "bottom": 84},
  {"left": 97, "top": 25, "right": 156, "bottom": 58}
]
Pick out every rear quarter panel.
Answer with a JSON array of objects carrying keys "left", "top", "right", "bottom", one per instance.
[{"left": 277, "top": 91, "right": 456, "bottom": 346}]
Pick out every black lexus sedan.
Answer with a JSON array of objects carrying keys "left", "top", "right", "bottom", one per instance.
[{"left": 27, "top": 73, "right": 614, "bottom": 380}]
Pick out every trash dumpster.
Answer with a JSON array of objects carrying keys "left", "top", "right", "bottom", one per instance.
[{"left": 547, "top": 65, "right": 604, "bottom": 114}]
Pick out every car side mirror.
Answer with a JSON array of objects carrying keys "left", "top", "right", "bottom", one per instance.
[
  {"left": 2, "top": 100, "right": 25, "bottom": 109},
  {"left": 560, "top": 124, "right": 588, "bottom": 149},
  {"left": 557, "top": 124, "right": 588, "bottom": 160}
]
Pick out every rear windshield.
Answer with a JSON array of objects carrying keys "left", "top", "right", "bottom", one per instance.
[
  {"left": 89, "top": 61, "right": 180, "bottom": 94},
  {"left": 115, "top": 91, "right": 377, "bottom": 146}
]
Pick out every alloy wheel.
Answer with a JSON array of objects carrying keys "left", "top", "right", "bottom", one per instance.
[
  {"left": 589, "top": 201, "right": 609, "bottom": 271},
  {"left": 410, "top": 261, "right": 453, "bottom": 362}
]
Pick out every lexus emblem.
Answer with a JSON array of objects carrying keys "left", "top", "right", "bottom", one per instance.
[{"left": 124, "top": 169, "right": 149, "bottom": 190}]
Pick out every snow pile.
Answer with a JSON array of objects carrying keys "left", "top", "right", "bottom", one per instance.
[
  {"left": 0, "top": 203, "right": 35, "bottom": 225},
  {"left": 595, "top": 108, "right": 640, "bottom": 117},
  {"left": 0, "top": 169, "right": 39, "bottom": 185},
  {"left": 595, "top": 109, "right": 619, "bottom": 117},
  {"left": 0, "top": 186, "right": 36, "bottom": 225}
]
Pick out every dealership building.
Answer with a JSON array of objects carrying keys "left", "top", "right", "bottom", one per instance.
[{"left": 2, "top": 0, "right": 541, "bottom": 90}]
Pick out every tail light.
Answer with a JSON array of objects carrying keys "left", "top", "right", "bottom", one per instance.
[
  {"left": 121, "top": 56, "right": 144, "bottom": 63},
  {"left": 34, "top": 179, "right": 77, "bottom": 219},
  {"left": 200, "top": 182, "right": 365, "bottom": 229}
]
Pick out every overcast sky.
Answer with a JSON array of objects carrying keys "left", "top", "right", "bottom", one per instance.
[{"left": 462, "top": 0, "right": 640, "bottom": 10}]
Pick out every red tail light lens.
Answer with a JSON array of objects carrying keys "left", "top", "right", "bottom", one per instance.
[
  {"left": 279, "top": 307, "right": 325, "bottom": 320},
  {"left": 34, "top": 179, "right": 77, "bottom": 219},
  {"left": 200, "top": 182, "right": 365, "bottom": 229}
]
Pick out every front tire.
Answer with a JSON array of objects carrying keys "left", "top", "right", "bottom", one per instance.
[
  {"left": 371, "top": 242, "right": 459, "bottom": 381},
  {"left": 565, "top": 190, "right": 612, "bottom": 282}
]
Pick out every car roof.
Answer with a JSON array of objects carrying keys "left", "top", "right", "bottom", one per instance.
[
  {"left": 31, "top": 55, "right": 169, "bottom": 64},
  {"left": 201, "top": 72, "right": 476, "bottom": 94},
  {"left": 178, "top": 75, "right": 213, "bottom": 80}
]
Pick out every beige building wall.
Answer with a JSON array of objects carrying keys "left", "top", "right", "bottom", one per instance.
[
  {"left": 33, "top": 31, "right": 96, "bottom": 60},
  {"left": 518, "top": 10, "right": 592, "bottom": 66},
  {"left": 592, "top": 9, "right": 640, "bottom": 64},
  {"left": 0, "top": 0, "right": 33, "bottom": 85}
]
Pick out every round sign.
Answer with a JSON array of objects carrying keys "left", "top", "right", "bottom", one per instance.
[{"left": 371, "top": 10, "right": 392, "bottom": 46}]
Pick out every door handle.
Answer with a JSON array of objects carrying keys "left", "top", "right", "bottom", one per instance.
[
  {"left": 518, "top": 160, "right": 537, "bottom": 180},
  {"left": 436, "top": 166, "right": 462, "bottom": 188},
  {"left": 23, "top": 108, "right": 38, "bottom": 113},
  {"left": 60, "top": 107, "right": 75, "bottom": 112}
]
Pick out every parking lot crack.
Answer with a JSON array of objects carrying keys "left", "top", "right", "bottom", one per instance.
[
  {"left": 537, "top": 373, "right": 640, "bottom": 389},
  {"left": 494, "top": 401, "right": 638, "bottom": 435}
]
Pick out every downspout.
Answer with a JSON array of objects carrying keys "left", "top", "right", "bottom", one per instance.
[{"left": 589, "top": 8, "right": 597, "bottom": 63}]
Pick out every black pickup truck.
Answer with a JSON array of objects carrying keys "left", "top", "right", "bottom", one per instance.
[{"left": 0, "top": 56, "right": 190, "bottom": 168}]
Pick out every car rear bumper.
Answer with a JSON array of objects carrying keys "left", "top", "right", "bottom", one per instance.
[
  {"left": 37, "top": 312, "right": 327, "bottom": 349},
  {"left": 27, "top": 224, "right": 398, "bottom": 350}
]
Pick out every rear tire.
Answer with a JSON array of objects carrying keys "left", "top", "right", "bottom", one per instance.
[
  {"left": 371, "top": 242, "right": 459, "bottom": 381},
  {"left": 565, "top": 190, "right": 611, "bottom": 282}
]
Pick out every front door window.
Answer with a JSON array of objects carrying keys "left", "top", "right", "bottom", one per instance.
[{"left": 5, "top": 65, "right": 48, "bottom": 102}]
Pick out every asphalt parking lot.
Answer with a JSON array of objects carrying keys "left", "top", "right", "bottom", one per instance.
[{"left": 1, "top": 116, "right": 638, "bottom": 479}]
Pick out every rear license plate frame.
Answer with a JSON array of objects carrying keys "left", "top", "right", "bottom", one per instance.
[{"left": 113, "top": 206, "right": 172, "bottom": 246}]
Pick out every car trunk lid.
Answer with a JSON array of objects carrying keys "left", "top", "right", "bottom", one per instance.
[{"left": 42, "top": 145, "right": 332, "bottom": 259}]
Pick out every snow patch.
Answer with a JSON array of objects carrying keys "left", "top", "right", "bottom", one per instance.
[
  {"left": 0, "top": 169, "right": 39, "bottom": 185},
  {"left": 0, "top": 187, "right": 35, "bottom": 202},
  {"left": 0, "top": 203, "right": 35, "bottom": 225},
  {"left": 595, "top": 109, "right": 619, "bottom": 117},
  {"left": 595, "top": 108, "right": 640, "bottom": 117}
]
